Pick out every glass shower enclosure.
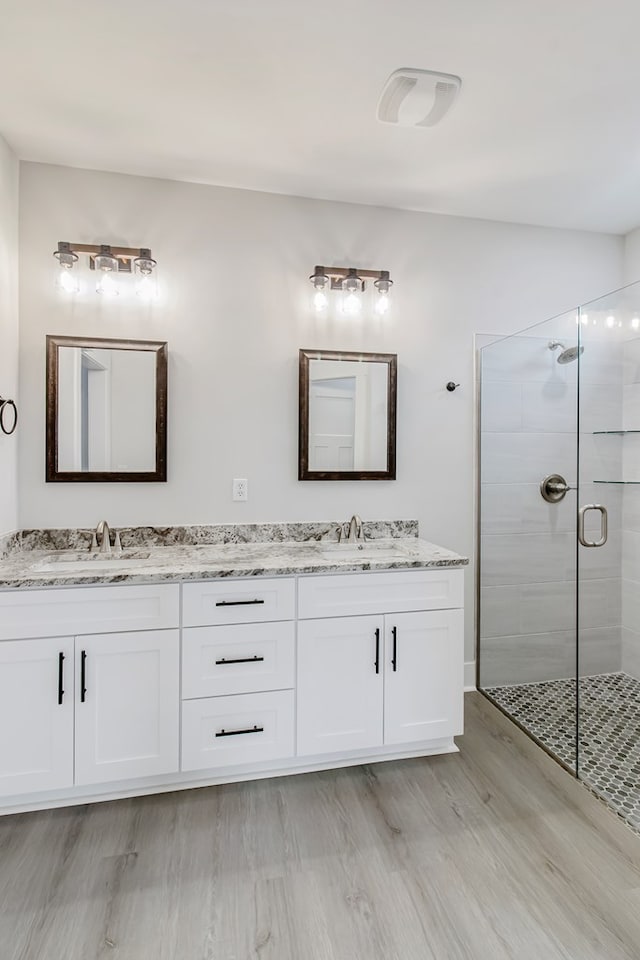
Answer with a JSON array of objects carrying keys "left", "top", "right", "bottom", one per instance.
[{"left": 478, "top": 280, "right": 640, "bottom": 831}]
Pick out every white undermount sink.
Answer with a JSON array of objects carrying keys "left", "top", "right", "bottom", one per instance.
[
  {"left": 30, "top": 552, "right": 152, "bottom": 573},
  {"left": 319, "top": 542, "right": 403, "bottom": 560}
]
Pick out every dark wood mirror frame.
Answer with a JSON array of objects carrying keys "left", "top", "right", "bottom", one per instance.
[
  {"left": 46, "top": 335, "right": 168, "bottom": 483},
  {"left": 298, "top": 349, "right": 397, "bottom": 481}
]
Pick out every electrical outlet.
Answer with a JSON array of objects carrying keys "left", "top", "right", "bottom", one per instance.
[{"left": 233, "top": 478, "right": 248, "bottom": 501}]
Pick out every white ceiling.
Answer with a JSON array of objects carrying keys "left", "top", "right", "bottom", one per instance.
[{"left": 3, "top": 0, "right": 640, "bottom": 234}]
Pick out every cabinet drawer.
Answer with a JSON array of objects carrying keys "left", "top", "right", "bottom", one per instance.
[
  {"left": 181, "top": 691, "right": 294, "bottom": 771},
  {"left": 297, "top": 569, "right": 464, "bottom": 619},
  {"left": 182, "top": 622, "right": 295, "bottom": 698},
  {"left": 182, "top": 578, "right": 295, "bottom": 627},
  {"left": 0, "top": 584, "right": 180, "bottom": 640}
]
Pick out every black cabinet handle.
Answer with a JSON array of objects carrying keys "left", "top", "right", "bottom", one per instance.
[
  {"left": 391, "top": 626, "right": 397, "bottom": 672},
  {"left": 215, "top": 599, "right": 265, "bottom": 607},
  {"left": 215, "top": 725, "right": 264, "bottom": 738},
  {"left": 80, "top": 650, "right": 87, "bottom": 702},
  {"left": 58, "top": 652, "right": 65, "bottom": 705},
  {"left": 374, "top": 628, "right": 380, "bottom": 674},
  {"left": 215, "top": 655, "right": 265, "bottom": 665}
]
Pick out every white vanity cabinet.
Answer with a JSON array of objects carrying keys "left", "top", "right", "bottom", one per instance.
[
  {"left": 0, "top": 583, "right": 181, "bottom": 799},
  {"left": 0, "top": 636, "right": 74, "bottom": 796},
  {"left": 180, "top": 578, "right": 296, "bottom": 772},
  {"left": 297, "top": 571, "right": 464, "bottom": 759},
  {"left": 383, "top": 610, "right": 463, "bottom": 745},
  {"left": 297, "top": 616, "right": 383, "bottom": 755},
  {"left": 0, "top": 564, "right": 464, "bottom": 814},
  {"left": 75, "top": 629, "right": 179, "bottom": 785}
]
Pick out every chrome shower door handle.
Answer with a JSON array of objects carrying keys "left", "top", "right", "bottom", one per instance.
[{"left": 578, "top": 504, "right": 608, "bottom": 547}]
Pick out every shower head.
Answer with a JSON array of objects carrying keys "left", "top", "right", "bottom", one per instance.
[{"left": 547, "top": 340, "right": 584, "bottom": 364}]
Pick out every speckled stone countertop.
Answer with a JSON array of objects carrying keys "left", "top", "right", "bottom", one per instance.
[{"left": 0, "top": 521, "right": 467, "bottom": 590}]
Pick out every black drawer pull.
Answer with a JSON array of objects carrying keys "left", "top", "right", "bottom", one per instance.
[
  {"left": 215, "top": 599, "right": 266, "bottom": 607},
  {"left": 215, "top": 655, "right": 265, "bottom": 665},
  {"left": 80, "top": 650, "right": 87, "bottom": 702},
  {"left": 391, "top": 626, "right": 398, "bottom": 672},
  {"left": 58, "top": 652, "right": 65, "bottom": 705},
  {"left": 215, "top": 725, "right": 264, "bottom": 738},
  {"left": 374, "top": 628, "right": 380, "bottom": 674}
]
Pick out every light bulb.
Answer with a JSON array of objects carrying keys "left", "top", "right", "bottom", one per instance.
[
  {"left": 313, "top": 289, "right": 328, "bottom": 312},
  {"left": 632, "top": 316, "right": 640, "bottom": 330},
  {"left": 343, "top": 291, "right": 362, "bottom": 315},
  {"left": 136, "top": 274, "right": 156, "bottom": 301},
  {"left": 59, "top": 266, "right": 79, "bottom": 293},
  {"left": 375, "top": 292, "right": 390, "bottom": 315},
  {"left": 581, "top": 313, "right": 589, "bottom": 325},
  {"left": 606, "top": 314, "right": 615, "bottom": 328},
  {"left": 96, "top": 272, "right": 119, "bottom": 297},
  {"left": 341, "top": 269, "right": 363, "bottom": 316}
]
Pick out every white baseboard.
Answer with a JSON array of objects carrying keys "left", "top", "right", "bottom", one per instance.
[{"left": 464, "top": 660, "right": 476, "bottom": 691}]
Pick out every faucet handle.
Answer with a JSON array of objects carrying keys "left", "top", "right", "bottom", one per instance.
[
  {"left": 90, "top": 532, "right": 98, "bottom": 552},
  {"left": 113, "top": 531, "right": 122, "bottom": 554}
]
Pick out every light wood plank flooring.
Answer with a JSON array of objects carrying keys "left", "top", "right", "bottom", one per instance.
[{"left": 3, "top": 692, "right": 640, "bottom": 960}]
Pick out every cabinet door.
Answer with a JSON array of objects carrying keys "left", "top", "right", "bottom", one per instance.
[
  {"left": 297, "top": 616, "right": 383, "bottom": 756},
  {"left": 0, "top": 637, "right": 74, "bottom": 796},
  {"left": 75, "top": 630, "right": 179, "bottom": 785},
  {"left": 384, "top": 610, "right": 463, "bottom": 746}
]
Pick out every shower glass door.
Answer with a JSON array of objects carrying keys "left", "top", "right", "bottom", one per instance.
[
  {"left": 478, "top": 307, "right": 580, "bottom": 771},
  {"left": 577, "top": 282, "right": 640, "bottom": 826}
]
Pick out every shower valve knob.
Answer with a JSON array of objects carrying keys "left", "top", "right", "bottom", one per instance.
[
  {"left": 446, "top": 381, "right": 460, "bottom": 392},
  {"left": 540, "top": 474, "right": 574, "bottom": 503}
]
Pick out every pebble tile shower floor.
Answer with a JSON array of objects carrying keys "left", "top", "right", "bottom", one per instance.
[{"left": 485, "top": 672, "right": 640, "bottom": 832}]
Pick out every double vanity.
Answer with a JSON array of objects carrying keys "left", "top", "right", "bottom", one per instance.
[{"left": 0, "top": 521, "right": 467, "bottom": 815}]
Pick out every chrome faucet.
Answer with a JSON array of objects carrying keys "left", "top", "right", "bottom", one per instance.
[
  {"left": 347, "top": 514, "right": 365, "bottom": 543},
  {"left": 95, "top": 520, "right": 112, "bottom": 554}
]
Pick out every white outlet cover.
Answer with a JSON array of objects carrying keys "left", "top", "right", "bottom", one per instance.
[{"left": 232, "top": 478, "right": 248, "bottom": 501}]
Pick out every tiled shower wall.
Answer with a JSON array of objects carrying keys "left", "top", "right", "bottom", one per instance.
[{"left": 480, "top": 332, "right": 623, "bottom": 687}]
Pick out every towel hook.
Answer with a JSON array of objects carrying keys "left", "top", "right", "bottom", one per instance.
[{"left": 0, "top": 397, "right": 18, "bottom": 436}]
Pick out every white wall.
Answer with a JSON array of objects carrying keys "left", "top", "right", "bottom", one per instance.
[
  {"left": 0, "top": 136, "right": 19, "bottom": 538},
  {"left": 17, "top": 162, "right": 624, "bottom": 667},
  {"left": 624, "top": 227, "right": 640, "bottom": 283}
]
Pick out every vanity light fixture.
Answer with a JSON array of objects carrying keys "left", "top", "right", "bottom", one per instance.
[
  {"left": 53, "top": 241, "right": 158, "bottom": 300},
  {"left": 309, "top": 265, "right": 393, "bottom": 317}
]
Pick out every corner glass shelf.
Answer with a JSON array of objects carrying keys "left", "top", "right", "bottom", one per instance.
[
  {"left": 592, "top": 430, "right": 640, "bottom": 435},
  {"left": 593, "top": 480, "right": 640, "bottom": 484}
]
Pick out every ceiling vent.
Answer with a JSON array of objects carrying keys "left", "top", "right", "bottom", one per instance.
[{"left": 377, "top": 68, "right": 462, "bottom": 127}]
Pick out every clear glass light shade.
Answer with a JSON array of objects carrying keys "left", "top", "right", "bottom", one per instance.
[
  {"left": 341, "top": 271, "right": 363, "bottom": 316},
  {"left": 313, "top": 289, "right": 328, "bottom": 312},
  {"left": 136, "top": 274, "right": 157, "bottom": 301},
  {"left": 342, "top": 291, "right": 362, "bottom": 315},
  {"left": 58, "top": 265, "right": 79, "bottom": 294},
  {"left": 374, "top": 290, "right": 391, "bottom": 315},
  {"left": 96, "top": 272, "right": 119, "bottom": 297}
]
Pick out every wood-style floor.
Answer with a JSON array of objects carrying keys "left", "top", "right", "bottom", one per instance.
[{"left": 3, "top": 693, "right": 640, "bottom": 960}]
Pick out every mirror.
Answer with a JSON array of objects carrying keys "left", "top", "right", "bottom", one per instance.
[
  {"left": 46, "top": 335, "right": 167, "bottom": 482},
  {"left": 299, "top": 349, "right": 397, "bottom": 480}
]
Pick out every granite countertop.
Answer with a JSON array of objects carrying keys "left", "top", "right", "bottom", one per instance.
[{"left": 0, "top": 538, "right": 468, "bottom": 590}]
